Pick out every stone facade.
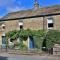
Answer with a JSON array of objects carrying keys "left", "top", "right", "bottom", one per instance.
[
  {"left": 23, "top": 17, "right": 43, "bottom": 30},
  {"left": 42, "top": 15, "right": 60, "bottom": 30},
  {"left": 0, "top": 0, "right": 60, "bottom": 49},
  {"left": 4, "top": 20, "right": 18, "bottom": 32},
  {"left": 1, "top": 1, "right": 60, "bottom": 32},
  {"left": 53, "top": 44, "right": 60, "bottom": 55},
  {"left": 1, "top": 17, "right": 44, "bottom": 32},
  {"left": 0, "top": 32, "right": 2, "bottom": 47},
  {"left": 53, "top": 15, "right": 60, "bottom": 30},
  {"left": 1, "top": 14, "right": 60, "bottom": 32}
]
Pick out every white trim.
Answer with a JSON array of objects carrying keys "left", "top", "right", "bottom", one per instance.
[
  {"left": 18, "top": 22, "right": 23, "bottom": 26},
  {"left": 2, "top": 24, "right": 5, "bottom": 27},
  {"left": 2, "top": 32, "right": 5, "bottom": 36},
  {"left": 47, "top": 19, "right": 53, "bottom": 23},
  {"left": 47, "top": 18, "right": 53, "bottom": 29}
]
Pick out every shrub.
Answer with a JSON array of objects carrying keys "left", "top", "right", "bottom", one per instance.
[
  {"left": 6, "top": 29, "right": 46, "bottom": 49},
  {"left": 46, "top": 30, "right": 60, "bottom": 49}
]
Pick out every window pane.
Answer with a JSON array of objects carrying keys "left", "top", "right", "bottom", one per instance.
[
  {"left": 48, "top": 23, "right": 53, "bottom": 27},
  {"left": 47, "top": 19, "right": 53, "bottom": 23},
  {"left": 20, "top": 25, "right": 23, "bottom": 29}
]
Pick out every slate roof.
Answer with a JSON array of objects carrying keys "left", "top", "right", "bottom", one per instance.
[{"left": 1, "top": 5, "right": 60, "bottom": 20}]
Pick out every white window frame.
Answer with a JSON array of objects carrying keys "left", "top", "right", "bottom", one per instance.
[
  {"left": 18, "top": 22, "right": 23, "bottom": 30},
  {"left": 47, "top": 18, "right": 54, "bottom": 29}
]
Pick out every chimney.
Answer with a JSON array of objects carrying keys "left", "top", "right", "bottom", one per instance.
[{"left": 34, "top": 0, "right": 39, "bottom": 10}]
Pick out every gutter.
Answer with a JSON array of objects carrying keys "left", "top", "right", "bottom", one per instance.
[{"left": 0, "top": 12, "right": 60, "bottom": 21}]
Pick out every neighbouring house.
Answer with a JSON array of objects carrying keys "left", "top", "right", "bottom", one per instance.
[{"left": 0, "top": 0, "right": 60, "bottom": 49}]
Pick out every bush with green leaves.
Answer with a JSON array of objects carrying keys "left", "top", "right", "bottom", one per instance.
[
  {"left": 6, "top": 29, "right": 46, "bottom": 49},
  {"left": 6, "top": 29, "right": 46, "bottom": 40},
  {"left": 46, "top": 30, "right": 60, "bottom": 49},
  {"left": 6, "top": 29, "right": 60, "bottom": 49},
  {"left": 6, "top": 30, "right": 18, "bottom": 40}
]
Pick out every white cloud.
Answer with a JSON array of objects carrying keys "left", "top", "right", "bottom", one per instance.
[
  {"left": 7, "top": 6, "right": 25, "bottom": 13},
  {"left": 0, "top": 0, "right": 25, "bottom": 13}
]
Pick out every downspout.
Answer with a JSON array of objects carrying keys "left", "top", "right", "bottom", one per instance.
[{"left": 43, "top": 16, "right": 45, "bottom": 31}]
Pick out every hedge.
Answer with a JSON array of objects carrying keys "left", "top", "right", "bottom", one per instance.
[
  {"left": 46, "top": 30, "right": 60, "bottom": 49},
  {"left": 6, "top": 29, "right": 46, "bottom": 49},
  {"left": 6, "top": 29, "right": 60, "bottom": 49}
]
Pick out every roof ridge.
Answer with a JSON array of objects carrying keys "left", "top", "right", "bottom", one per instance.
[
  {"left": 1, "top": 4, "right": 60, "bottom": 20},
  {"left": 5, "top": 4, "right": 60, "bottom": 15}
]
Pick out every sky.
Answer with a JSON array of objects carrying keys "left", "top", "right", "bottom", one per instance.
[{"left": 0, "top": 0, "right": 60, "bottom": 17}]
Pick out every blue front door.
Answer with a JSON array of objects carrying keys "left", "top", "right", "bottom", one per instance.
[
  {"left": 2, "top": 36, "right": 6, "bottom": 48},
  {"left": 29, "top": 36, "right": 34, "bottom": 49}
]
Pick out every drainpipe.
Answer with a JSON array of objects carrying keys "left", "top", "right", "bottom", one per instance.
[{"left": 43, "top": 16, "right": 46, "bottom": 31}]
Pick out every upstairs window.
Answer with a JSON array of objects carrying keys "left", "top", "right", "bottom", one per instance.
[
  {"left": 47, "top": 18, "right": 54, "bottom": 29},
  {"left": 2, "top": 24, "right": 5, "bottom": 29},
  {"left": 18, "top": 22, "right": 23, "bottom": 30},
  {"left": 20, "top": 25, "right": 23, "bottom": 29}
]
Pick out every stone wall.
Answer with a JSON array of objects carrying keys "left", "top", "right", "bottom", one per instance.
[
  {"left": 4, "top": 20, "right": 18, "bottom": 32},
  {"left": 53, "top": 44, "right": 60, "bottom": 55},
  {"left": 0, "top": 32, "right": 2, "bottom": 48},
  {"left": 53, "top": 15, "right": 60, "bottom": 30},
  {"left": 44, "top": 15, "right": 60, "bottom": 30},
  {"left": 2, "top": 15, "right": 60, "bottom": 32},
  {"left": 3, "top": 17, "right": 44, "bottom": 32},
  {"left": 23, "top": 17, "right": 43, "bottom": 30}
]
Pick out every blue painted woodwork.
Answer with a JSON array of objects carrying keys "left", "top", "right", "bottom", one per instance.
[
  {"left": 29, "top": 36, "right": 34, "bottom": 49},
  {"left": 2, "top": 36, "right": 6, "bottom": 48}
]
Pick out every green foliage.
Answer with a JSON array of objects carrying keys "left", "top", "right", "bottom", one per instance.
[
  {"left": 6, "top": 29, "right": 46, "bottom": 49},
  {"left": 33, "top": 36, "right": 43, "bottom": 49},
  {"left": 6, "top": 30, "right": 18, "bottom": 40},
  {"left": 46, "top": 30, "right": 60, "bottom": 48},
  {"left": 33, "top": 30, "right": 46, "bottom": 49},
  {"left": 6, "top": 29, "right": 60, "bottom": 49},
  {"left": 6, "top": 29, "right": 46, "bottom": 40},
  {"left": 18, "top": 29, "right": 33, "bottom": 38}
]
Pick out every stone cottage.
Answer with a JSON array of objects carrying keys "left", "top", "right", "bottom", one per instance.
[
  {"left": 1, "top": 0, "right": 60, "bottom": 32},
  {"left": 0, "top": 0, "right": 60, "bottom": 48}
]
